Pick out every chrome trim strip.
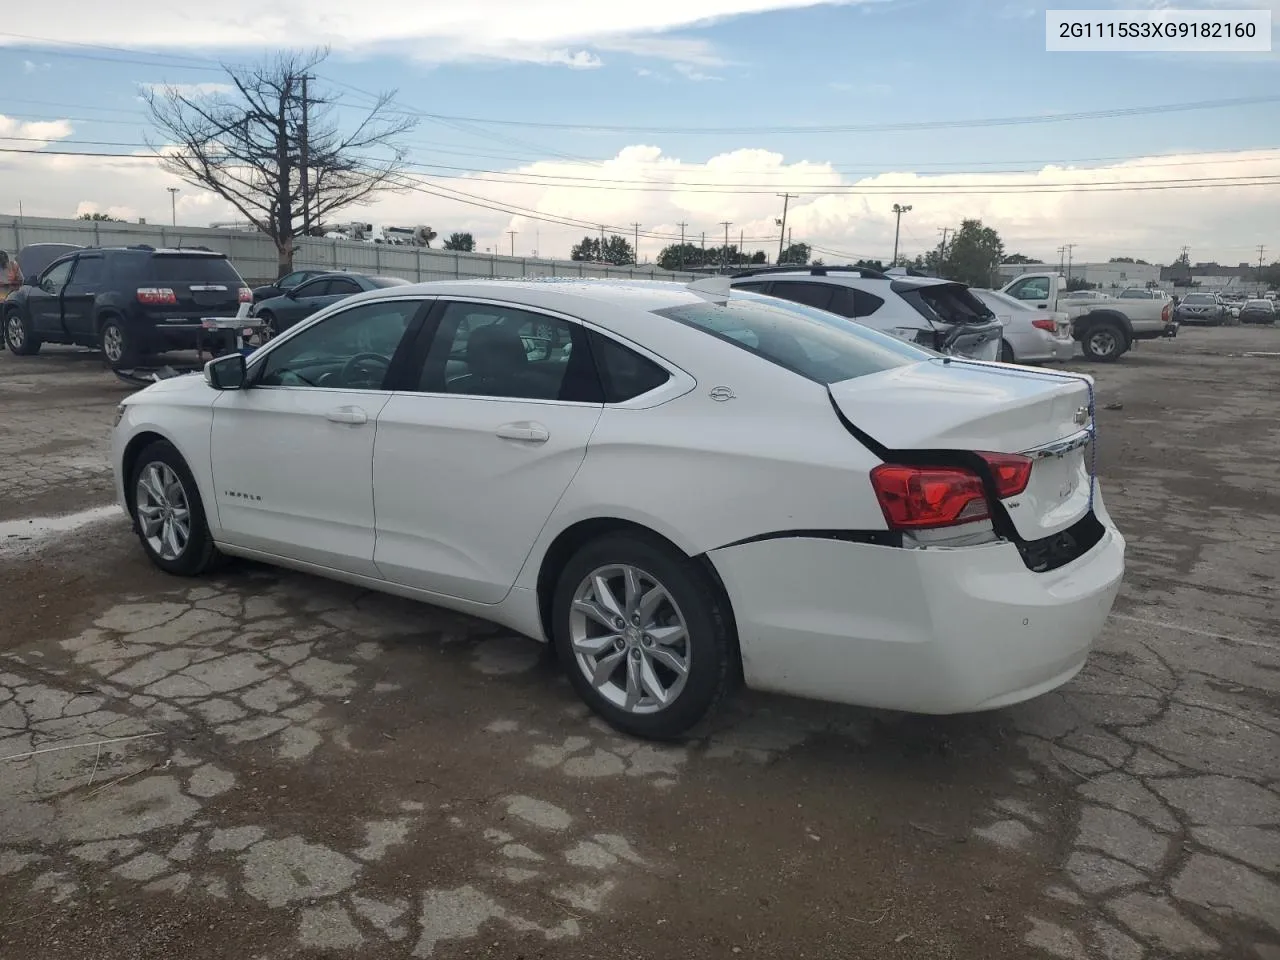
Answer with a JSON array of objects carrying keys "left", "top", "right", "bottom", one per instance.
[{"left": 1023, "top": 428, "right": 1092, "bottom": 459}]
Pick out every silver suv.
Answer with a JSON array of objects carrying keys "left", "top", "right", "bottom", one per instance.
[{"left": 729, "top": 266, "right": 1004, "bottom": 362}]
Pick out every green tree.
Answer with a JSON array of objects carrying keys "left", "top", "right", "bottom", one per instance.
[
  {"left": 657, "top": 242, "right": 702, "bottom": 271},
  {"left": 1108, "top": 256, "right": 1151, "bottom": 265},
  {"left": 77, "top": 212, "right": 120, "bottom": 221},
  {"left": 1258, "top": 261, "right": 1280, "bottom": 288},
  {"left": 1002, "top": 253, "right": 1039, "bottom": 265},
  {"left": 601, "top": 235, "right": 635, "bottom": 265},
  {"left": 749, "top": 250, "right": 767, "bottom": 264},
  {"left": 941, "top": 219, "right": 1004, "bottom": 287},
  {"left": 442, "top": 232, "right": 475, "bottom": 252},
  {"left": 571, "top": 236, "right": 600, "bottom": 261},
  {"left": 778, "top": 241, "right": 810, "bottom": 265}
]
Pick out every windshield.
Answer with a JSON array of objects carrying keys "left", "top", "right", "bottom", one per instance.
[{"left": 654, "top": 292, "right": 929, "bottom": 385}]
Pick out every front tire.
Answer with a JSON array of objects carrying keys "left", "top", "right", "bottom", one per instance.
[
  {"left": 552, "top": 532, "right": 735, "bottom": 740},
  {"left": 129, "top": 440, "right": 221, "bottom": 576},
  {"left": 99, "top": 316, "right": 139, "bottom": 368},
  {"left": 1081, "top": 322, "right": 1125, "bottom": 363},
  {"left": 4, "top": 309, "right": 41, "bottom": 355}
]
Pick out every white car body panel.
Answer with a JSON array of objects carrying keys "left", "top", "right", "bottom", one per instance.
[
  {"left": 113, "top": 278, "right": 1124, "bottom": 717},
  {"left": 972, "top": 289, "right": 1074, "bottom": 363}
]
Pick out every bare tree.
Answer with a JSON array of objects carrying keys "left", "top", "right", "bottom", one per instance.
[{"left": 144, "top": 50, "right": 417, "bottom": 276}]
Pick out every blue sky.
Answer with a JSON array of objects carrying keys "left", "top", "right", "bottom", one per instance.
[{"left": 3, "top": 0, "right": 1279, "bottom": 263}]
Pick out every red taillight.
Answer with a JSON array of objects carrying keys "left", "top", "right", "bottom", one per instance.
[
  {"left": 136, "top": 287, "right": 177, "bottom": 305},
  {"left": 1161, "top": 302, "right": 1171, "bottom": 323},
  {"left": 870, "top": 464, "right": 990, "bottom": 530},
  {"left": 1031, "top": 318, "right": 1056, "bottom": 333},
  {"left": 870, "top": 453, "right": 1032, "bottom": 531},
  {"left": 977, "top": 452, "right": 1033, "bottom": 498},
  {"left": 238, "top": 287, "right": 253, "bottom": 303}
]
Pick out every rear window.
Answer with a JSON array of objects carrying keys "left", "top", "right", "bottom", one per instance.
[
  {"left": 654, "top": 293, "right": 928, "bottom": 385},
  {"left": 898, "top": 284, "right": 995, "bottom": 326},
  {"left": 149, "top": 255, "right": 242, "bottom": 284},
  {"left": 370, "top": 276, "right": 411, "bottom": 288}
]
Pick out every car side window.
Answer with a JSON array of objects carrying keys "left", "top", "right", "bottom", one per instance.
[
  {"left": 734, "top": 281, "right": 771, "bottom": 293},
  {"left": 1007, "top": 277, "right": 1050, "bottom": 302},
  {"left": 768, "top": 281, "right": 834, "bottom": 311},
  {"left": 830, "top": 287, "right": 886, "bottom": 318},
  {"left": 293, "top": 278, "right": 329, "bottom": 298},
  {"left": 256, "top": 300, "right": 422, "bottom": 389},
  {"left": 415, "top": 302, "right": 602, "bottom": 403},
  {"left": 69, "top": 256, "right": 105, "bottom": 287},
  {"left": 587, "top": 331, "right": 671, "bottom": 403},
  {"left": 328, "top": 278, "right": 361, "bottom": 295},
  {"left": 39, "top": 260, "right": 75, "bottom": 292}
]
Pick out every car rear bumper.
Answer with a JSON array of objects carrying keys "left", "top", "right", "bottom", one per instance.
[{"left": 708, "top": 493, "right": 1125, "bottom": 714}]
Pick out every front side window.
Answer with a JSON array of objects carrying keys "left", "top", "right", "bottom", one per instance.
[
  {"left": 256, "top": 299, "right": 422, "bottom": 389},
  {"left": 40, "top": 259, "right": 75, "bottom": 292},
  {"left": 293, "top": 278, "right": 331, "bottom": 298},
  {"left": 1006, "top": 276, "right": 1050, "bottom": 302},
  {"left": 416, "top": 301, "right": 601, "bottom": 402},
  {"left": 655, "top": 293, "right": 928, "bottom": 385}
]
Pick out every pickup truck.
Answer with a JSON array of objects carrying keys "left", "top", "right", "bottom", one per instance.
[{"left": 1001, "top": 272, "right": 1175, "bottom": 362}]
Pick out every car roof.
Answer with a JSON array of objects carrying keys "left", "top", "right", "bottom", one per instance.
[{"left": 373, "top": 278, "right": 713, "bottom": 311}]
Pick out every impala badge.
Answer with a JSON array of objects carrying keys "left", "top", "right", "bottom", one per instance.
[{"left": 709, "top": 386, "right": 736, "bottom": 402}]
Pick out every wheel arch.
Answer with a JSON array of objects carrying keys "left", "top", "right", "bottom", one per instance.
[
  {"left": 1074, "top": 309, "right": 1132, "bottom": 341},
  {"left": 533, "top": 516, "right": 740, "bottom": 674}
]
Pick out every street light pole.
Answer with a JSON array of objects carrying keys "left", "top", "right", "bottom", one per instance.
[
  {"left": 891, "top": 203, "right": 912, "bottom": 266},
  {"left": 167, "top": 187, "right": 179, "bottom": 226}
]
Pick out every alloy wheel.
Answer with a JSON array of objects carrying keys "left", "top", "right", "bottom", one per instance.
[
  {"left": 103, "top": 324, "right": 125, "bottom": 364},
  {"left": 135, "top": 461, "right": 191, "bottom": 561},
  {"left": 569, "top": 564, "right": 691, "bottom": 715},
  {"left": 5, "top": 314, "right": 23, "bottom": 350},
  {"left": 1089, "top": 328, "right": 1118, "bottom": 358}
]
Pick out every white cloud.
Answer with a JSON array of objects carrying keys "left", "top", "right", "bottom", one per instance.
[
  {"left": 22, "top": 60, "right": 50, "bottom": 74},
  {"left": 2, "top": 1, "right": 865, "bottom": 66},
  {"left": 2, "top": 134, "right": 1276, "bottom": 268},
  {"left": 673, "top": 63, "right": 722, "bottom": 82},
  {"left": 138, "top": 82, "right": 236, "bottom": 97},
  {"left": 0, "top": 115, "right": 73, "bottom": 144}
]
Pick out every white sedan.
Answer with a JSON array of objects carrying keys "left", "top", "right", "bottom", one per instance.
[
  {"left": 112, "top": 278, "right": 1125, "bottom": 739},
  {"left": 972, "top": 288, "right": 1075, "bottom": 364}
]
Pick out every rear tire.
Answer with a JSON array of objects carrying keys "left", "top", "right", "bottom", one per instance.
[
  {"left": 4, "top": 309, "right": 41, "bottom": 356},
  {"left": 1000, "top": 340, "right": 1015, "bottom": 363},
  {"left": 552, "top": 532, "right": 735, "bottom": 740},
  {"left": 99, "top": 315, "right": 139, "bottom": 368},
  {"left": 128, "top": 440, "right": 221, "bottom": 577},
  {"left": 1081, "top": 322, "right": 1125, "bottom": 363}
]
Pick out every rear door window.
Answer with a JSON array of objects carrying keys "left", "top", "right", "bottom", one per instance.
[
  {"left": 654, "top": 293, "right": 928, "bottom": 385},
  {"left": 293, "top": 278, "right": 331, "bottom": 298},
  {"left": 149, "top": 255, "right": 242, "bottom": 284},
  {"left": 327, "top": 278, "right": 362, "bottom": 296}
]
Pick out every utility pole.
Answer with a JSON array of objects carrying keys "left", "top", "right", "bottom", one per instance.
[
  {"left": 1057, "top": 246, "right": 1066, "bottom": 274},
  {"left": 719, "top": 221, "right": 732, "bottom": 271},
  {"left": 776, "top": 193, "right": 796, "bottom": 263},
  {"left": 599, "top": 225, "right": 605, "bottom": 263},
  {"left": 739, "top": 228, "right": 744, "bottom": 267},
  {"left": 631, "top": 223, "right": 641, "bottom": 265},
  {"left": 166, "top": 187, "right": 179, "bottom": 227},
  {"left": 936, "top": 227, "right": 950, "bottom": 275},
  {"left": 1064, "top": 243, "right": 1076, "bottom": 283},
  {"left": 891, "top": 203, "right": 912, "bottom": 266},
  {"left": 299, "top": 73, "right": 313, "bottom": 238},
  {"left": 507, "top": 230, "right": 517, "bottom": 257}
]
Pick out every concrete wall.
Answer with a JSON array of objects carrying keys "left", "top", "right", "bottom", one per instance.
[{"left": 0, "top": 215, "right": 698, "bottom": 286}]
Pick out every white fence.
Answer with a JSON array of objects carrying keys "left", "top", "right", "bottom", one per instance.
[{"left": 0, "top": 215, "right": 698, "bottom": 285}]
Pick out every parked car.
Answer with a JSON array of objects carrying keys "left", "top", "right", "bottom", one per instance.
[
  {"left": 251, "top": 269, "right": 331, "bottom": 303},
  {"left": 3, "top": 244, "right": 250, "bottom": 366},
  {"left": 1116, "top": 288, "right": 1164, "bottom": 300},
  {"left": 113, "top": 277, "right": 1125, "bottom": 739},
  {"left": 971, "top": 288, "right": 1074, "bottom": 363},
  {"left": 1002, "top": 272, "right": 1174, "bottom": 362},
  {"left": 251, "top": 272, "right": 411, "bottom": 338},
  {"left": 1239, "top": 299, "right": 1277, "bottom": 325},
  {"left": 1173, "top": 292, "right": 1229, "bottom": 326},
  {"left": 729, "top": 265, "right": 1005, "bottom": 362}
]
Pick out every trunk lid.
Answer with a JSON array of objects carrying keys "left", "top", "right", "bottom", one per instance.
[
  {"left": 830, "top": 359, "right": 1094, "bottom": 540},
  {"left": 892, "top": 280, "right": 1005, "bottom": 362}
]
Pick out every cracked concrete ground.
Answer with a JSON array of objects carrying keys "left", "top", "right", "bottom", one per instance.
[{"left": 1, "top": 333, "right": 1277, "bottom": 959}]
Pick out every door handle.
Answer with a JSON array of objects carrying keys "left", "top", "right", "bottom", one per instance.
[
  {"left": 495, "top": 421, "right": 549, "bottom": 443},
  {"left": 326, "top": 406, "right": 367, "bottom": 425}
]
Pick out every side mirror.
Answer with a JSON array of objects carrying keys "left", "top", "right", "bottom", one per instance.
[
  {"left": 205, "top": 353, "right": 248, "bottom": 390},
  {"left": 285, "top": 288, "right": 299, "bottom": 299}
]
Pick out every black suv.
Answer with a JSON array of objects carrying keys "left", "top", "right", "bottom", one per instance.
[{"left": 3, "top": 244, "right": 250, "bottom": 367}]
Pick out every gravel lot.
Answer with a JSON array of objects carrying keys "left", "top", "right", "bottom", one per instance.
[{"left": 1, "top": 330, "right": 1277, "bottom": 960}]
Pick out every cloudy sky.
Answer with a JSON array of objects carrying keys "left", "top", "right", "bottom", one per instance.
[{"left": 3, "top": 0, "right": 1279, "bottom": 266}]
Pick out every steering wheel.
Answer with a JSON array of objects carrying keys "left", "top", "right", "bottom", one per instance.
[{"left": 340, "top": 352, "right": 391, "bottom": 387}]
